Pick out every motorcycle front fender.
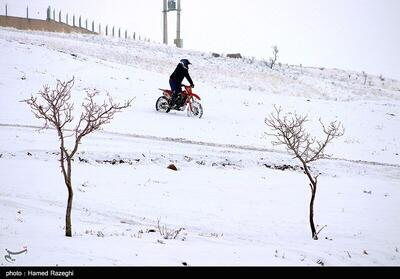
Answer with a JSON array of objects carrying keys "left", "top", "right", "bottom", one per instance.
[{"left": 191, "top": 93, "right": 201, "bottom": 101}]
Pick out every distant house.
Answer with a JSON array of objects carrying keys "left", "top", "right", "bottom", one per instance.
[{"left": 227, "top": 53, "right": 242, "bottom": 59}]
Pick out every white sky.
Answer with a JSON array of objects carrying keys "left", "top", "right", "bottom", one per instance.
[{"left": 1, "top": 0, "right": 399, "bottom": 80}]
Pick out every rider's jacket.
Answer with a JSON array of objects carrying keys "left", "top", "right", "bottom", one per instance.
[{"left": 170, "top": 63, "right": 194, "bottom": 86}]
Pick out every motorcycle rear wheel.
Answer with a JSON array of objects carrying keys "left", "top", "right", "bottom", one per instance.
[{"left": 156, "top": 96, "right": 170, "bottom": 113}]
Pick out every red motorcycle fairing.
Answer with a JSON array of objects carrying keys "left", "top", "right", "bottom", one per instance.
[{"left": 159, "top": 89, "right": 173, "bottom": 97}]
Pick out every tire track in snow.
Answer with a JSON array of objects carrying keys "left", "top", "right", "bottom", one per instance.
[{"left": 1, "top": 123, "right": 399, "bottom": 169}]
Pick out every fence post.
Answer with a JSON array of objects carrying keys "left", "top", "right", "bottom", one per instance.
[
  {"left": 26, "top": 6, "right": 29, "bottom": 19},
  {"left": 112, "top": 26, "right": 115, "bottom": 37},
  {"left": 99, "top": 24, "right": 101, "bottom": 34},
  {"left": 73, "top": 15, "right": 75, "bottom": 27},
  {"left": 125, "top": 30, "right": 128, "bottom": 39},
  {"left": 118, "top": 28, "right": 121, "bottom": 38},
  {"left": 5, "top": 4, "right": 7, "bottom": 16},
  {"left": 66, "top": 13, "right": 68, "bottom": 25},
  {"left": 92, "top": 21, "right": 94, "bottom": 32},
  {"left": 53, "top": 9, "right": 55, "bottom": 20},
  {"left": 59, "top": 11, "right": 61, "bottom": 22},
  {"left": 46, "top": 6, "right": 51, "bottom": 20},
  {"left": 133, "top": 32, "right": 136, "bottom": 40},
  {"left": 79, "top": 16, "right": 81, "bottom": 28},
  {"left": 85, "top": 19, "right": 88, "bottom": 29},
  {"left": 105, "top": 25, "right": 108, "bottom": 36}
]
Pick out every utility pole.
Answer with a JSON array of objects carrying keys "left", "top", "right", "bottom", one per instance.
[
  {"left": 163, "top": 0, "right": 168, "bottom": 45},
  {"left": 162, "top": 0, "right": 183, "bottom": 48},
  {"left": 175, "top": 0, "right": 183, "bottom": 48}
]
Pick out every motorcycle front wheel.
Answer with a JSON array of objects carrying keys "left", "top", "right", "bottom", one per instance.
[
  {"left": 187, "top": 101, "right": 203, "bottom": 119},
  {"left": 156, "top": 96, "right": 170, "bottom": 113}
]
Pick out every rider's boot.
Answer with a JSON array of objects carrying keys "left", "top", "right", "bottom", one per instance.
[{"left": 166, "top": 95, "right": 176, "bottom": 113}]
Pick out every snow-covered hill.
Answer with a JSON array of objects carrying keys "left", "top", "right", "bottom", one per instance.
[{"left": 0, "top": 27, "right": 399, "bottom": 266}]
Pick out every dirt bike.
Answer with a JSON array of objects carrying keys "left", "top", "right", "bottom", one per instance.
[{"left": 155, "top": 84, "right": 203, "bottom": 118}]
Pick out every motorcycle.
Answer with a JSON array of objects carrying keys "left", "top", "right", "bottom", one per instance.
[{"left": 155, "top": 84, "right": 203, "bottom": 118}]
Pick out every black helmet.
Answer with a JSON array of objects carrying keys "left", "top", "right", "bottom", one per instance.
[{"left": 180, "top": 59, "right": 191, "bottom": 69}]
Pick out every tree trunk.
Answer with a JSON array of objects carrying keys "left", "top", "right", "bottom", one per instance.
[
  {"left": 65, "top": 159, "right": 73, "bottom": 237},
  {"left": 309, "top": 184, "right": 318, "bottom": 240},
  {"left": 65, "top": 182, "right": 73, "bottom": 237},
  {"left": 302, "top": 162, "right": 318, "bottom": 240}
]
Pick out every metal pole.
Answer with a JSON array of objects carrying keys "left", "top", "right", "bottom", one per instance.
[
  {"left": 176, "top": 0, "right": 182, "bottom": 48},
  {"left": 99, "top": 24, "right": 101, "bottom": 34},
  {"left": 79, "top": 16, "right": 81, "bottom": 28},
  {"left": 53, "top": 9, "right": 55, "bottom": 20},
  {"left": 73, "top": 15, "right": 75, "bottom": 27},
  {"left": 92, "top": 21, "right": 94, "bottom": 32},
  {"left": 106, "top": 25, "right": 108, "bottom": 36},
  {"left": 66, "top": 13, "right": 68, "bottom": 25},
  {"left": 118, "top": 28, "right": 121, "bottom": 38},
  {"left": 59, "top": 11, "right": 61, "bottom": 22},
  {"left": 125, "top": 30, "right": 127, "bottom": 39},
  {"left": 26, "top": 6, "right": 29, "bottom": 19},
  {"left": 85, "top": 19, "right": 88, "bottom": 29},
  {"left": 112, "top": 26, "right": 115, "bottom": 37},
  {"left": 163, "top": 0, "right": 168, "bottom": 45},
  {"left": 5, "top": 4, "right": 8, "bottom": 16}
]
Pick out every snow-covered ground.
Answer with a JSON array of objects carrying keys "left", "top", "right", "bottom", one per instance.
[{"left": 0, "top": 27, "right": 399, "bottom": 266}]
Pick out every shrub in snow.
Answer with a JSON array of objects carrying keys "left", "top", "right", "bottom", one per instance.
[{"left": 157, "top": 219, "right": 184, "bottom": 240}]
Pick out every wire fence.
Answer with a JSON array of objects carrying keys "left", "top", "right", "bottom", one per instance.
[{"left": 1, "top": 4, "right": 152, "bottom": 42}]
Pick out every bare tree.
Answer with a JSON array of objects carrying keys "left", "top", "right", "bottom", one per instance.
[
  {"left": 269, "top": 45, "right": 279, "bottom": 69},
  {"left": 24, "top": 77, "right": 133, "bottom": 237},
  {"left": 265, "top": 106, "right": 344, "bottom": 240},
  {"left": 362, "top": 71, "right": 368, "bottom": 85}
]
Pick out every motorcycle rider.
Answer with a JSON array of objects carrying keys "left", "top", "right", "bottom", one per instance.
[{"left": 167, "top": 59, "right": 195, "bottom": 113}]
